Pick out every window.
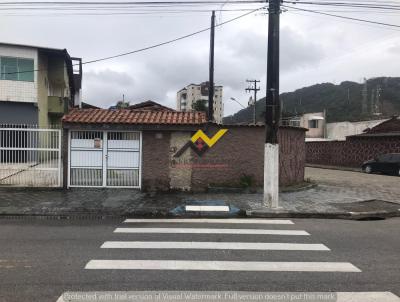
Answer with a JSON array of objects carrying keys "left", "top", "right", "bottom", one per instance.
[
  {"left": 308, "top": 120, "right": 319, "bottom": 128},
  {"left": 0, "top": 56, "right": 34, "bottom": 82},
  {"left": 377, "top": 154, "right": 391, "bottom": 162}
]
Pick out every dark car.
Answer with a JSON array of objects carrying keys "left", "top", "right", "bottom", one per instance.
[{"left": 362, "top": 153, "right": 400, "bottom": 176}]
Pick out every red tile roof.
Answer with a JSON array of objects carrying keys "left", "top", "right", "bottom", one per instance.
[{"left": 62, "top": 109, "right": 207, "bottom": 125}]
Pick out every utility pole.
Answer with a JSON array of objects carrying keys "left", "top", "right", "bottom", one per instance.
[
  {"left": 362, "top": 78, "right": 368, "bottom": 115},
  {"left": 264, "top": 0, "right": 281, "bottom": 208},
  {"left": 245, "top": 79, "right": 260, "bottom": 124},
  {"left": 208, "top": 10, "right": 215, "bottom": 122}
]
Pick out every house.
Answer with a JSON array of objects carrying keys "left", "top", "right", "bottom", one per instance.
[
  {"left": 176, "top": 82, "right": 223, "bottom": 124},
  {"left": 282, "top": 111, "right": 326, "bottom": 140},
  {"left": 61, "top": 105, "right": 307, "bottom": 191},
  {"left": 306, "top": 116, "right": 400, "bottom": 167},
  {"left": 326, "top": 119, "right": 387, "bottom": 141},
  {"left": 129, "top": 100, "right": 175, "bottom": 111},
  {"left": 0, "top": 42, "right": 82, "bottom": 127}
]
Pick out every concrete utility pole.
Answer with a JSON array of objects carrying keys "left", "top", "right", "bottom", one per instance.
[
  {"left": 245, "top": 79, "right": 260, "bottom": 124},
  {"left": 264, "top": 0, "right": 281, "bottom": 208},
  {"left": 208, "top": 10, "right": 215, "bottom": 122}
]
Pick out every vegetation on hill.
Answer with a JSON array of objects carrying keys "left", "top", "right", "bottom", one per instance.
[{"left": 223, "top": 77, "right": 400, "bottom": 124}]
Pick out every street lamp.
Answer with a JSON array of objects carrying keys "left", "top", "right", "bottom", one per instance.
[{"left": 229, "top": 97, "right": 246, "bottom": 109}]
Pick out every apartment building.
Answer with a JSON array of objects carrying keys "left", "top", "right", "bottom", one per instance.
[
  {"left": 176, "top": 82, "right": 223, "bottom": 124},
  {"left": 0, "top": 42, "right": 82, "bottom": 127}
]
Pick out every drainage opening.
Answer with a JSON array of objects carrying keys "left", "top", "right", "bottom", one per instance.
[{"left": 356, "top": 216, "right": 386, "bottom": 221}]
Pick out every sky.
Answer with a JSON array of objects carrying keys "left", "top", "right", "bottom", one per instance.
[{"left": 1, "top": 0, "right": 400, "bottom": 116}]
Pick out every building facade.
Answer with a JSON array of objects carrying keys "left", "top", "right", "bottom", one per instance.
[
  {"left": 176, "top": 82, "right": 223, "bottom": 124},
  {"left": 282, "top": 111, "right": 326, "bottom": 140},
  {"left": 62, "top": 107, "right": 307, "bottom": 191},
  {"left": 0, "top": 43, "right": 82, "bottom": 127},
  {"left": 306, "top": 116, "right": 400, "bottom": 167}
]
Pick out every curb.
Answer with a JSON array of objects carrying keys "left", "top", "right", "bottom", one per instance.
[
  {"left": 245, "top": 209, "right": 400, "bottom": 220},
  {"left": 0, "top": 208, "right": 399, "bottom": 220}
]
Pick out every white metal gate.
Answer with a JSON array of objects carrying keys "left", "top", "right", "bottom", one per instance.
[
  {"left": 0, "top": 127, "right": 61, "bottom": 187},
  {"left": 68, "top": 130, "right": 141, "bottom": 188}
]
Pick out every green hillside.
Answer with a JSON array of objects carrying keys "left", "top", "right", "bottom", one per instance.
[{"left": 223, "top": 77, "right": 400, "bottom": 124}]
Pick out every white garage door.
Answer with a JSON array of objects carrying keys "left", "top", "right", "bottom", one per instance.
[{"left": 68, "top": 131, "right": 141, "bottom": 188}]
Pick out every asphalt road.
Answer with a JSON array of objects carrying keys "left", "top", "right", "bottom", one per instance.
[{"left": 0, "top": 217, "right": 399, "bottom": 302}]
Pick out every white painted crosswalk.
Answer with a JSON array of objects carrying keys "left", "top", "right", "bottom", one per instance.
[
  {"left": 57, "top": 291, "right": 400, "bottom": 302},
  {"left": 94, "top": 219, "right": 355, "bottom": 272},
  {"left": 101, "top": 241, "right": 330, "bottom": 251},
  {"left": 57, "top": 218, "right": 399, "bottom": 301},
  {"left": 85, "top": 260, "right": 361, "bottom": 272},
  {"left": 123, "top": 218, "right": 295, "bottom": 224},
  {"left": 114, "top": 227, "right": 309, "bottom": 235}
]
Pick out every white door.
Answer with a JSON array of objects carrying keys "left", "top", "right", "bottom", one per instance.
[{"left": 69, "top": 131, "right": 141, "bottom": 188}]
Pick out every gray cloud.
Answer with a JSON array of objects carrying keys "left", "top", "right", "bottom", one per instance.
[{"left": 4, "top": 8, "right": 396, "bottom": 115}]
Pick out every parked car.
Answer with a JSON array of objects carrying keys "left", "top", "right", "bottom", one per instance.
[{"left": 362, "top": 153, "right": 400, "bottom": 176}]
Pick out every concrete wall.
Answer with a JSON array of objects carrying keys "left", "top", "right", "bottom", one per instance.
[
  {"left": 0, "top": 45, "right": 38, "bottom": 103},
  {"left": 326, "top": 119, "right": 386, "bottom": 141},
  {"left": 306, "top": 136, "right": 400, "bottom": 167}
]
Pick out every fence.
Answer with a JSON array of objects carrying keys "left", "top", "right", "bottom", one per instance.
[{"left": 0, "top": 125, "right": 62, "bottom": 187}]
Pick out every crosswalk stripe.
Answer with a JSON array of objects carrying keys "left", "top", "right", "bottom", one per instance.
[
  {"left": 185, "top": 205, "right": 230, "bottom": 212},
  {"left": 101, "top": 241, "right": 330, "bottom": 251},
  {"left": 123, "top": 218, "right": 294, "bottom": 224},
  {"left": 85, "top": 260, "right": 361, "bottom": 272},
  {"left": 56, "top": 292, "right": 400, "bottom": 302},
  {"left": 114, "top": 228, "right": 309, "bottom": 235}
]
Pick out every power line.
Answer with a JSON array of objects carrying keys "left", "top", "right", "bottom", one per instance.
[
  {"left": 282, "top": 4, "right": 400, "bottom": 28},
  {"left": 0, "top": 1, "right": 264, "bottom": 6},
  {"left": 0, "top": 5, "right": 266, "bottom": 76},
  {"left": 283, "top": 1, "right": 400, "bottom": 10}
]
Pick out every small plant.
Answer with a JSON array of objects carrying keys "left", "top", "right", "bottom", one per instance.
[{"left": 239, "top": 174, "right": 254, "bottom": 188}]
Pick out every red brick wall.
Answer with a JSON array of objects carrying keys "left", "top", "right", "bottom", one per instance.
[
  {"left": 306, "top": 136, "right": 400, "bottom": 167},
  {"left": 141, "top": 126, "right": 306, "bottom": 191},
  {"left": 190, "top": 125, "right": 306, "bottom": 190},
  {"left": 142, "top": 131, "right": 171, "bottom": 190}
]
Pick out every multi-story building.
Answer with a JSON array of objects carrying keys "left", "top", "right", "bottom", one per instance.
[
  {"left": 176, "top": 82, "right": 223, "bottom": 124},
  {"left": 0, "top": 42, "right": 82, "bottom": 127}
]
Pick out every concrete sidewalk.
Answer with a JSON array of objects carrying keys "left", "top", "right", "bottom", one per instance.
[{"left": 0, "top": 185, "right": 399, "bottom": 219}]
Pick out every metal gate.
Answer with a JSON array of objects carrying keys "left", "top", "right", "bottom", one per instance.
[
  {"left": 68, "top": 130, "right": 141, "bottom": 188},
  {"left": 0, "top": 127, "right": 62, "bottom": 187}
]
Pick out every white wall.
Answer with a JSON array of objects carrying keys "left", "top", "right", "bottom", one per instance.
[
  {"left": 0, "top": 45, "right": 38, "bottom": 103},
  {"left": 300, "top": 112, "right": 325, "bottom": 138},
  {"left": 326, "top": 119, "right": 387, "bottom": 140}
]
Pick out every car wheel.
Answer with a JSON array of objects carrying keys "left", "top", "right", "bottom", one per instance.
[{"left": 364, "top": 165, "right": 372, "bottom": 174}]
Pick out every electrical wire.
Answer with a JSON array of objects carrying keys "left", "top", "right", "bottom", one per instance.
[
  {"left": 282, "top": 4, "right": 400, "bottom": 28},
  {"left": 0, "top": 5, "right": 266, "bottom": 76}
]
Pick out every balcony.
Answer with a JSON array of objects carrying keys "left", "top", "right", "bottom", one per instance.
[{"left": 48, "top": 96, "right": 68, "bottom": 115}]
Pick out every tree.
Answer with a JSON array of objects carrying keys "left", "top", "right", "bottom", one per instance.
[
  {"left": 192, "top": 99, "right": 208, "bottom": 112},
  {"left": 116, "top": 100, "right": 130, "bottom": 109}
]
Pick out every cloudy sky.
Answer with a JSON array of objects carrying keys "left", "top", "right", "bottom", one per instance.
[{"left": 1, "top": 0, "right": 399, "bottom": 116}]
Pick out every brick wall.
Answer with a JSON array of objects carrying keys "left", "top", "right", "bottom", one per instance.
[
  {"left": 142, "top": 125, "right": 306, "bottom": 191},
  {"left": 190, "top": 125, "right": 306, "bottom": 190},
  {"left": 306, "top": 136, "right": 400, "bottom": 167},
  {"left": 142, "top": 131, "right": 171, "bottom": 191}
]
